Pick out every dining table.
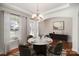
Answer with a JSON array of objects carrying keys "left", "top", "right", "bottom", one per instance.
[{"left": 28, "top": 36, "right": 53, "bottom": 56}]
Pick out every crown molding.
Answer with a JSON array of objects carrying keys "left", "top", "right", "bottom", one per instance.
[
  {"left": 0, "top": 4, "right": 32, "bottom": 16},
  {"left": 42, "top": 3, "right": 70, "bottom": 16}
]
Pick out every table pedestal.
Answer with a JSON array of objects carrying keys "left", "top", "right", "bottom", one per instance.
[{"left": 33, "top": 45, "right": 47, "bottom": 56}]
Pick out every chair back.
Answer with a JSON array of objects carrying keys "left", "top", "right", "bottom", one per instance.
[
  {"left": 19, "top": 45, "right": 31, "bottom": 56},
  {"left": 53, "top": 41, "right": 63, "bottom": 55}
]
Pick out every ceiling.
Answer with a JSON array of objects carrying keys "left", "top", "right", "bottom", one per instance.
[{"left": 4, "top": 3, "right": 67, "bottom": 15}]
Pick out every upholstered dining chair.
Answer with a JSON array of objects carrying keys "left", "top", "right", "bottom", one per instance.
[
  {"left": 48, "top": 41, "right": 63, "bottom": 56},
  {"left": 19, "top": 45, "right": 31, "bottom": 56},
  {"left": 53, "top": 41, "right": 63, "bottom": 55}
]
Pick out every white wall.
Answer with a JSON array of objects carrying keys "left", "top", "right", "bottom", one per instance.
[
  {"left": 0, "top": 11, "right": 5, "bottom": 54},
  {"left": 26, "top": 18, "right": 30, "bottom": 36},
  {"left": 19, "top": 17, "right": 27, "bottom": 45},
  {"left": 45, "top": 7, "right": 74, "bottom": 19},
  {"left": 78, "top": 15, "right": 79, "bottom": 53},
  {"left": 72, "top": 7, "right": 79, "bottom": 52},
  {"left": 39, "top": 17, "right": 72, "bottom": 42}
]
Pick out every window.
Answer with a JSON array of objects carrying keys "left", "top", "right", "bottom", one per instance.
[
  {"left": 29, "top": 20, "right": 38, "bottom": 37},
  {"left": 10, "top": 15, "right": 20, "bottom": 39}
]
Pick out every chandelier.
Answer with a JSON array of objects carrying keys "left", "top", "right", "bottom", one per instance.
[{"left": 31, "top": 4, "right": 44, "bottom": 21}]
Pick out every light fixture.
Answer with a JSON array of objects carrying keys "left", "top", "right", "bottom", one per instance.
[{"left": 31, "top": 4, "right": 44, "bottom": 21}]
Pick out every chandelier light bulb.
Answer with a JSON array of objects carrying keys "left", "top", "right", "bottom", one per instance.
[
  {"left": 32, "top": 14, "right": 37, "bottom": 18},
  {"left": 38, "top": 14, "right": 44, "bottom": 19},
  {"left": 31, "top": 14, "right": 44, "bottom": 20}
]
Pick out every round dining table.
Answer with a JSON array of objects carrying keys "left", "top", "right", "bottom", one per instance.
[{"left": 28, "top": 36, "right": 53, "bottom": 56}]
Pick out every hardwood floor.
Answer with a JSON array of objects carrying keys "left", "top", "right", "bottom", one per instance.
[{"left": 6, "top": 48, "right": 19, "bottom": 56}]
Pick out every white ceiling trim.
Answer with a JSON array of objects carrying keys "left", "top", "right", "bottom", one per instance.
[
  {"left": 42, "top": 3, "right": 70, "bottom": 15},
  {"left": 0, "top": 7, "right": 28, "bottom": 18},
  {"left": 1, "top": 4, "right": 32, "bottom": 16}
]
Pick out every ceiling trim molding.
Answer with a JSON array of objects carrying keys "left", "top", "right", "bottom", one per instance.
[
  {"left": 1, "top": 4, "right": 32, "bottom": 16},
  {"left": 42, "top": 3, "right": 70, "bottom": 15},
  {"left": 0, "top": 7, "right": 30, "bottom": 18}
]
